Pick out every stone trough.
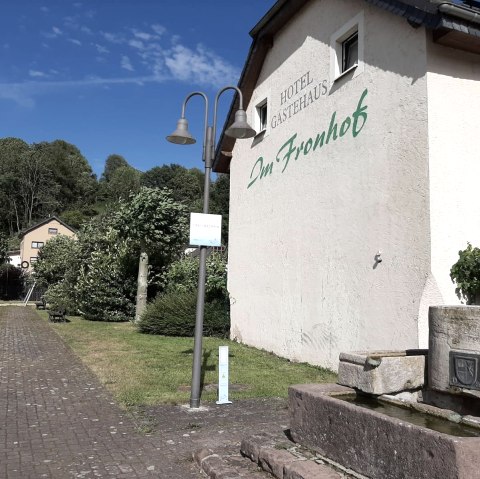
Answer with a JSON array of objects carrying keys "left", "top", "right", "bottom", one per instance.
[
  {"left": 288, "top": 306, "right": 480, "bottom": 479},
  {"left": 289, "top": 383, "right": 480, "bottom": 479}
]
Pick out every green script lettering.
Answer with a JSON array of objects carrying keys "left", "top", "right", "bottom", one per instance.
[
  {"left": 276, "top": 133, "right": 297, "bottom": 173},
  {"left": 247, "top": 157, "right": 274, "bottom": 189},
  {"left": 247, "top": 89, "right": 368, "bottom": 189},
  {"left": 352, "top": 89, "right": 368, "bottom": 137}
]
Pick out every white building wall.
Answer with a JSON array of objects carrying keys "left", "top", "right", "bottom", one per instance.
[
  {"left": 425, "top": 42, "right": 480, "bottom": 335},
  {"left": 228, "top": 0, "right": 431, "bottom": 369}
]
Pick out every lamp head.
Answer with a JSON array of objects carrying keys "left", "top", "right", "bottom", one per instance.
[
  {"left": 166, "top": 118, "right": 196, "bottom": 145},
  {"left": 225, "top": 109, "right": 256, "bottom": 139}
]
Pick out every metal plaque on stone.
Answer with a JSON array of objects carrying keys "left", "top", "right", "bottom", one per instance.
[{"left": 449, "top": 351, "right": 480, "bottom": 391}]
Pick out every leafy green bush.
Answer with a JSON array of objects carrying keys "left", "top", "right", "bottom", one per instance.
[
  {"left": 44, "top": 282, "right": 74, "bottom": 313},
  {"left": 77, "top": 248, "right": 136, "bottom": 322},
  {"left": 164, "top": 252, "right": 228, "bottom": 302},
  {"left": 450, "top": 243, "right": 480, "bottom": 304},
  {"left": 138, "top": 289, "right": 229, "bottom": 337}
]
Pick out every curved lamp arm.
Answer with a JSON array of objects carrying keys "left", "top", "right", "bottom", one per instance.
[
  {"left": 212, "top": 85, "right": 245, "bottom": 158},
  {"left": 181, "top": 91, "right": 209, "bottom": 161}
]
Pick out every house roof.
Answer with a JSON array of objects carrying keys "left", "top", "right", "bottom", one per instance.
[
  {"left": 18, "top": 216, "right": 76, "bottom": 239},
  {"left": 213, "top": 0, "right": 480, "bottom": 173}
]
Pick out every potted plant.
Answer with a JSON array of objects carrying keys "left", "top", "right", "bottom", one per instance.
[{"left": 450, "top": 243, "right": 480, "bottom": 305}]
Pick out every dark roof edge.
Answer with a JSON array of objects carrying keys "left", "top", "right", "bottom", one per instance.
[
  {"left": 19, "top": 216, "right": 76, "bottom": 239},
  {"left": 214, "top": 0, "right": 310, "bottom": 173},
  {"left": 213, "top": 0, "right": 480, "bottom": 173}
]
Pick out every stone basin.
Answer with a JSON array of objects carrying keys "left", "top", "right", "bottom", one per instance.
[{"left": 289, "top": 383, "right": 480, "bottom": 479}]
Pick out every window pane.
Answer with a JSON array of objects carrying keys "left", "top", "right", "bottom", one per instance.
[
  {"left": 260, "top": 104, "right": 267, "bottom": 130},
  {"left": 342, "top": 32, "right": 358, "bottom": 72}
]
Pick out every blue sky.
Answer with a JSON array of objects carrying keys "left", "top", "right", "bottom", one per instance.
[{"left": 0, "top": 1, "right": 275, "bottom": 177}]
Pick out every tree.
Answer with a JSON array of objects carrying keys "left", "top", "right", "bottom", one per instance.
[
  {"left": 33, "top": 235, "right": 78, "bottom": 286},
  {"left": 74, "top": 216, "right": 138, "bottom": 321},
  {"left": 107, "top": 166, "right": 141, "bottom": 201},
  {"left": 0, "top": 138, "right": 98, "bottom": 234},
  {"left": 0, "top": 232, "right": 9, "bottom": 264},
  {"left": 114, "top": 187, "right": 188, "bottom": 321},
  {"left": 76, "top": 244, "right": 136, "bottom": 321},
  {"left": 35, "top": 140, "right": 98, "bottom": 209},
  {"left": 33, "top": 235, "right": 79, "bottom": 311},
  {"left": 0, "top": 138, "right": 31, "bottom": 234},
  {"left": 101, "top": 154, "right": 130, "bottom": 182},
  {"left": 210, "top": 174, "right": 230, "bottom": 245},
  {"left": 141, "top": 164, "right": 203, "bottom": 210}
]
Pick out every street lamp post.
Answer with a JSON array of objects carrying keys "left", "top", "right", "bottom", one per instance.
[{"left": 167, "top": 86, "right": 256, "bottom": 409}]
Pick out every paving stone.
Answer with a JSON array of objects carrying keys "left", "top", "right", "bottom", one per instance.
[
  {"left": 284, "top": 460, "right": 342, "bottom": 479},
  {"left": 240, "top": 433, "right": 275, "bottom": 463},
  {"left": 258, "top": 447, "right": 300, "bottom": 478},
  {"left": 0, "top": 305, "right": 290, "bottom": 478}
]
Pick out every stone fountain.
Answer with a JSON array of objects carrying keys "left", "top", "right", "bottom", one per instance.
[{"left": 288, "top": 306, "right": 480, "bottom": 479}]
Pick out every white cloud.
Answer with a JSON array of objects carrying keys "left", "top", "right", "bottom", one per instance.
[
  {"left": 121, "top": 56, "right": 134, "bottom": 72},
  {"left": 94, "top": 43, "right": 109, "bottom": 54},
  {"left": 151, "top": 24, "right": 166, "bottom": 36},
  {"left": 102, "top": 32, "right": 124, "bottom": 44},
  {"left": 128, "top": 39, "right": 145, "bottom": 50},
  {"left": 42, "top": 26, "right": 63, "bottom": 39},
  {"left": 29, "top": 70, "right": 47, "bottom": 78},
  {"left": 81, "top": 25, "right": 93, "bottom": 35},
  {"left": 164, "top": 44, "right": 239, "bottom": 88},
  {"left": 133, "top": 31, "right": 155, "bottom": 42},
  {"left": 68, "top": 38, "right": 82, "bottom": 46},
  {"left": 40, "top": 6, "right": 49, "bottom": 13},
  {"left": 0, "top": 84, "right": 36, "bottom": 108}
]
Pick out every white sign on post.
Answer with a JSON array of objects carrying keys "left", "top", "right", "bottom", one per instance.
[
  {"left": 189, "top": 213, "right": 222, "bottom": 247},
  {"left": 216, "top": 346, "right": 232, "bottom": 405}
]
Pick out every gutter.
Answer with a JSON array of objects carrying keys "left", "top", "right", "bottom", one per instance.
[{"left": 430, "top": 1, "right": 480, "bottom": 24}]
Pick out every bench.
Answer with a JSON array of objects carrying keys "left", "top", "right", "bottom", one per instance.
[
  {"left": 35, "top": 297, "right": 47, "bottom": 310},
  {"left": 48, "top": 307, "right": 67, "bottom": 323}
]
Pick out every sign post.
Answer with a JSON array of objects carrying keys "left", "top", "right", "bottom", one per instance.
[
  {"left": 216, "top": 346, "right": 232, "bottom": 405},
  {"left": 189, "top": 213, "right": 222, "bottom": 247}
]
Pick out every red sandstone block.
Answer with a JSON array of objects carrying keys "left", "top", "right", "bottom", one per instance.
[
  {"left": 285, "top": 460, "right": 342, "bottom": 479},
  {"left": 258, "top": 447, "right": 300, "bottom": 478}
]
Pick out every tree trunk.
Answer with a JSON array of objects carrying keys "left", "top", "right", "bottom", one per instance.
[{"left": 135, "top": 249, "right": 148, "bottom": 323}]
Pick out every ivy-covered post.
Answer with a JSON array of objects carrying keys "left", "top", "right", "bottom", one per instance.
[{"left": 135, "top": 249, "right": 148, "bottom": 322}]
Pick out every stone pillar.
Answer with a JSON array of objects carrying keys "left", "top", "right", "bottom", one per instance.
[{"left": 429, "top": 306, "right": 480, "bottom": 394}]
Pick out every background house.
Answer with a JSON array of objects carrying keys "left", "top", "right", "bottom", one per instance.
[
  {"left": 214, "top": 0, "right": 480, "bottom": 368},
  {"left": 19, "top": 217, "right": 76, "bottom": 271}
]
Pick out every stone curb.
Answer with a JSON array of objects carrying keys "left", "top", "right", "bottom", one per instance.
[
  {"left": 240, "top": 436, "right": 343, "bottom": 479},
  {"left": 195, "top": 435, "right": 348, "bottom": 479},
  {"left": 194, "top": 448, "right": 239, "bottom": 479}
]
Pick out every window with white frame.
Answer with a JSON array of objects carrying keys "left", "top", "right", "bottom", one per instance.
[
  {"left": 342, "top": 31, "right": 358, "bottom": 72},
  {"left": 31, "top": 241, "right": 44, "bottom": 249},
  {"left": 30, "top": 257, "right": 38, "bottom": 263},
  {"left": 48, "top": 227, "right": 58, "bottom": 235},
  {"left": 331, "top": 12, "right": 364, "bottom": 81},
  {"left": 256, "top": 99, "right": 268, "bottom": 133}
]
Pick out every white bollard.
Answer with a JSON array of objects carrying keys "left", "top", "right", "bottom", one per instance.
[{"left": 216, "top": 346, "right": 232, "bottom": 405}]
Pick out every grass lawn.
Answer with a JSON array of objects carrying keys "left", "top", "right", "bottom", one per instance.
[{"left": 37, "top": 312, "right": 336, "bottom": 407}]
